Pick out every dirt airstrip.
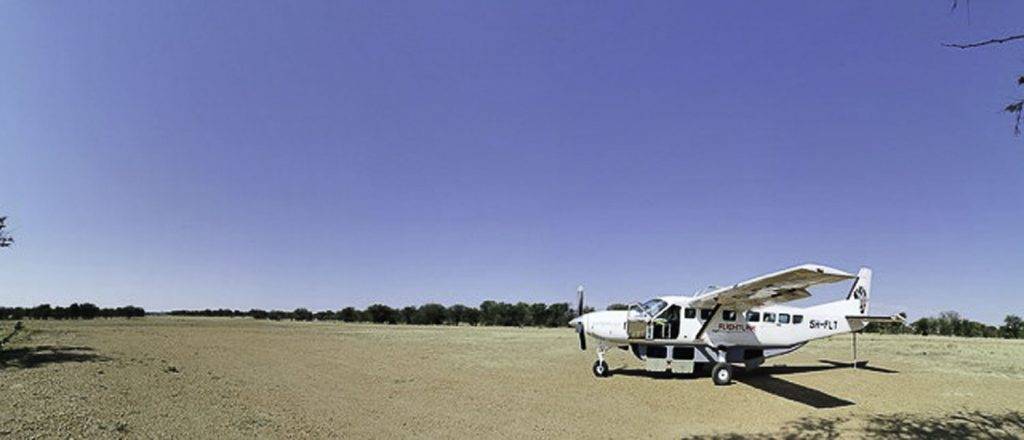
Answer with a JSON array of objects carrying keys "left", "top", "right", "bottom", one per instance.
[{"left": 2, "top": 317, "right": 1023, "bottom": 438}]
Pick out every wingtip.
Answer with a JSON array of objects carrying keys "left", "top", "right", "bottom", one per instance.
[{"left": 799, "top": 263, "right": 855, "bottom": 278}]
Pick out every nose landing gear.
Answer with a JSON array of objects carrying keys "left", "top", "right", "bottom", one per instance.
[{"left": 592, "top": 342, "right": 611, "bottom": 377}]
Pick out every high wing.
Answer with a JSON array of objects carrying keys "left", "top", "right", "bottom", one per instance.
[{"left": 689, "top": 264, "right": 855, "bottom": 310}]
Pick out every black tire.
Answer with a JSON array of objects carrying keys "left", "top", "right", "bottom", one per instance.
[
  {"left": 592, "top": 360, "right": 610, "bottom": 377},
  {"left": 711, "top": 362, "right": 733, "bottom": 386}
]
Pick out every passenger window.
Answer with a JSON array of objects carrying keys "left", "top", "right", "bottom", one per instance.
[
  {"left": 746, "top": 311, "right": 760, "bottom": 322},
  {"left": 723, "top": 311, "right": 736, "bottom": 321},
  {"left": 684, "top": 308, "right": 696, "bottom": 319},
  {"left": 763, "top": 312, "right": 776, "bottom": 323},
  {"left": 700, "top": 309, "right": 713, "bottom": 320},
  {"left": 779, "top": 313, "right": 791, "bottom": 324},
  {"left": 793, "top": 315, "right": 804, "bottom": 324}
]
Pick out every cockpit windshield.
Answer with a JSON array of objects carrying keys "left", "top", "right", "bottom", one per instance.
[{"left": 639, "top": 299, "right": 667, "bottom": 318}]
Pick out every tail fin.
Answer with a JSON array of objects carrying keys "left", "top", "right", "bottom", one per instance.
[{"left": 846, "top": 267, "right": 871, "bottom": 315}]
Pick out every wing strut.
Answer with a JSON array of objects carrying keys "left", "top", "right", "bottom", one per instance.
[
  {"left": 852, "top": 331, "right": 857, "bottom": 369},
  {"left": 693, "top": 303, "right": 721, "bottom": 341}
]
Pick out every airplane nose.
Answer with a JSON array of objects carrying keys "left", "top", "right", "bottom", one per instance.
[{"left": 569, "top": 313, "right": 591, "bottom": 327}]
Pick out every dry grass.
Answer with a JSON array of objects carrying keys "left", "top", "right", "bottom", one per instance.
[{"left": 1, "top": 317, "right": 1023, "bottom": 438}]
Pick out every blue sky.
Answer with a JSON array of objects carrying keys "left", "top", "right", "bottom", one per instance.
[{"left": 1, "top": 1, "right": 1022, "bottom": 324}]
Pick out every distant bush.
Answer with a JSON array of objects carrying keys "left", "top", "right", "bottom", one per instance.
[
  {"left": 413, "top": 303, "right": 446, "bottom": 325},
  {"left": 1002, "top": 315, "right": 1024, "bottom": 339},
  {"left": 366, "top": 304, "right": 398, "bottom": 324},
  {"left": 339, "top": 307, "right": 361, "bottom": 322},
  {"left": 313, "top": 310, "right": 336, "bottom": 321},
  {"left": 292, "top": 308, "right": 314, "bottom": 322},
  {"left": 446, "top": 304, "right": 472, "bottom": 326}
]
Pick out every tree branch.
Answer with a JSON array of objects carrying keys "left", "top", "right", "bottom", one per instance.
[
  {"left": 1, "top": 322, "right": 24, "bottom": 349},
  {"left": 1006, "top": 98, "right": 1024, "bottom": 136},
  {"left": 943, "top": 33, "right": 1024, "bottom": 49},
  {"left": 0, "top": 216, "right": 12, "bottom": 247}
]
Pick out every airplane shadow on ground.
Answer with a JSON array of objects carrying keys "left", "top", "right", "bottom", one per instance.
[
  {"left": 0, "top": 345, "right": 108, "bottom": 369},
  {"left": 816, "top": 359, "right": 899, "bottom": 374},
  {"left": 612, "top": 359, "right": 900, "bottom": 409}
]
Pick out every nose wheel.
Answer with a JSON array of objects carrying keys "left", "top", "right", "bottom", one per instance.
[{"left": 591, "top": 342, "right": 611, "bottom": 377}]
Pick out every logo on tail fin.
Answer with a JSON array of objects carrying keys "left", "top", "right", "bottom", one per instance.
[
  {"left": 847, "top": 267, "right": 872, "bottom": 315},
  {"left": 852, "top": 286, "right": 867, "bottom": 314}
]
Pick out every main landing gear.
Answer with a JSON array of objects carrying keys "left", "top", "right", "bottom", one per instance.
[
  {"left": 711, "top": 348, "right": 733, "bottom": 386},
  {"left": 711, "top": 362, "right": 733, "bottom": 386},
  {"left": 592, "top": 342, "right": 611, "bottom": 377}
]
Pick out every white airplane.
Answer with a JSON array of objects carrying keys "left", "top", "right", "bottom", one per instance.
[{"left": 569, "top": 264, "right": 905, "bottom": 385}]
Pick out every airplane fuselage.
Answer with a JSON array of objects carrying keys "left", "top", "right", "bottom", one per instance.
[{"left": 581, "top": 297, "right": 864, "bottom": 350}]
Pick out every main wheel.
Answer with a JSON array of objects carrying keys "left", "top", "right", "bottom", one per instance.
[
  {"left": 592, "top": 360, "right": 610, "bottom": 377},
  {"left": 711, "top": 362, "right": 733, "bottom": 386}
]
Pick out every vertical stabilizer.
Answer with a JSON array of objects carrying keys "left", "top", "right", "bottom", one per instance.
[{"left": 846, "top": 267, "right": 871, "bottom": 315}]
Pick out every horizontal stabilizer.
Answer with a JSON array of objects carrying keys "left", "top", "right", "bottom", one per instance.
[{"left": 846, "top": 312, "right": 906, "bottom": 323}]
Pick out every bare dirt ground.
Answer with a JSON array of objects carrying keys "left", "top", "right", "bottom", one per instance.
[{"left": 2, "top": 317, "right": 1023, "bottom": 439}]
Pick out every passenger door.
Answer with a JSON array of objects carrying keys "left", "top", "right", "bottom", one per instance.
[{"left": 626, "top": 305, "right": 649, "bottom": 339}]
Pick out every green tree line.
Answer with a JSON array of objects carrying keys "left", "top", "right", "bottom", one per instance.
[
  {"left": 863, "top": 310, "right": 1024, "bottom": 339},
  {"left": 167, "top": 301, "right": 595, "bottom": 327},
  {"left": 0, "top": 304, "right": 146, "bottom": 320},
  {"left": 6, "top": 299, "right": 1022, "bottom": 339}
]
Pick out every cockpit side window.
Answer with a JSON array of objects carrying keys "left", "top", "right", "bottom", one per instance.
[{"left": 684, "top": 308, "right": 696, "bottom": 319}]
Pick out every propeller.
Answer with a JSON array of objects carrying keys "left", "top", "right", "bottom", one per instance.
[
  {"left": 575, "top": 285, "right": 586, "bottom": 351},
  {"left": 577, "top": 285, "right": 585, "bottom": 318}
]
